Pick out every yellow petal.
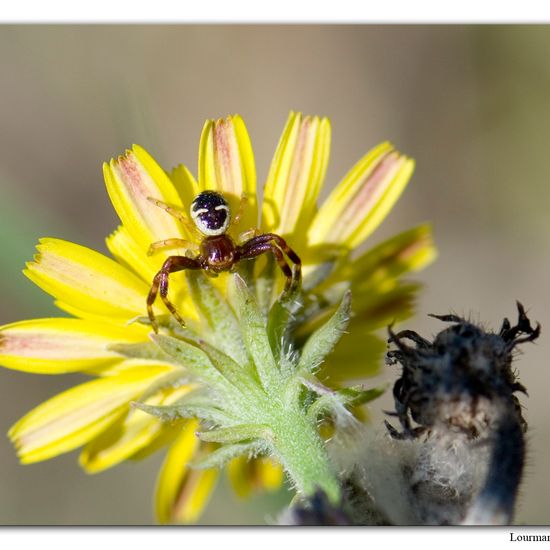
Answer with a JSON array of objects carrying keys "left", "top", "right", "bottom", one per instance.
[
  {"left": 353, "top": 281, "right": 422, "bottom": 332},
  {"left": 24, "top": 238, "right": 156, "bottom": 322},
  {"left": 155, "top": 419, "right": 218, "bottom": 524},
  {"left": 104, "top": 145, "right": 189, "bottom": 253},
  {"left": 257, "top": 456, "right": 284, "bottom": 491},
  {"left": 227, "top": 455, "right": 283, "bottom": 498},
  {"left": 320, "top": 329, "right": 386, "bottom": 383},
  {"left": 80, "top": 385, "right": 191, "bottom": 473},
  {"left": 333, "top": 224, "right": 437, "bottom": 292},
  {"left": 128, "top": 423, "right": 181, "bottom": 462},
  {"left": 170, "top": 164, "right": 200, "bottom": 212},
  {"left": 0, "top": 318, "right": 147, "bottom": 374},
  {"left": 9, "top": 364, "right": 171, "bottom": 464},
  {"left": 106, "top": 225, "right": 158, "bottom": 283},
  {"left": 262, "top": 112, "right": 331, "bottom": 237},
  {"left": 308, "top": 142, "right": 415, "bottom": 251},
  {"left": 105, "top": 226, "right": 198, "bottom": 322},
  {"left": 198, "top": 115, "right": 257, "bottom": 230}
]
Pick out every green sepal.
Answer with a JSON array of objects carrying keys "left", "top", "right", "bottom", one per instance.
[
  {"left": 108, "top": 341, "right": 176, "bottom": 363},
  {"left": 191, "top": 441, "right": 265, "bottom": 470},
  {"left": 131, "top": 400, "right": 181, "bottom": 422},
  {"left": 150, "top": 333, "right": 225, "bottom": 386},
  {"left": 335, "top": 385, "right": 386, "bottom": 407},
  {"left": 136, "top": 369, "right": 191, "bottom": 403},
  {"left": 306, "top": 383, "right": 385, "bottom": 423},
  {"left": 197, "top": 339, "right": 261, "bottom": 395},
  {"left": 266, "top": 282, "right": 301, "bottom": 363},
  {"left": 197, "top": 424, "right": 273, "bottom": 444},
  {"left": 254, "top": 253, "right": 276, "bottom": 315},
  {"left": 132, "top": 314, "right": 171, "bottom": 328},
  {"left": 292, "top": 282, "right": 349, "bottom": 346},
  {"left": 296, "top": 291, "right": 352, "bottom": 375},
  {"left": 301, "top": 259, "right": 337, "bottom": 292},
  {"left": 233, "top": 275, "right": 279, "bottom": 391},
  {"left": 186, "top": 271, "right": 248, "bottom": 365},
  {"left": 132, "top": 396, "right": 233, "bottom": 426}
]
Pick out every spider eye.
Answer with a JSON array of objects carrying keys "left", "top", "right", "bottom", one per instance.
[{"left": 190, "top": 191, "right": 230, "bottom": 236}]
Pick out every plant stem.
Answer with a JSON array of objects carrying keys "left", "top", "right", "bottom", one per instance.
[
  {"left": 270, "top": 406, "right": 341, "bottom": 503},
  {"left": 463, "top": 401, "right": 525, "bottom": 525}
]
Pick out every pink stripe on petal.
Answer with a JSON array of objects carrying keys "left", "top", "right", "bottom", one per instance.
[
  {"left": 0, "top": 333, "right": 106, "bottom": 359},
  {"left": 114, "top": 154, "right": 152, "bottom": 218},
  {"left": 329, "top": 152, "right": 401, "bottom": 241},
  {"left": 106, "top": 146, "right": 188, "bottom": 252},
  {"left": 213, "top": 118, "right": 243, "bottom": 197}
]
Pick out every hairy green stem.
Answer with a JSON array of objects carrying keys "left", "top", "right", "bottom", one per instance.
[{"left": 269, "top": 406, "right": 341, "bottom": 503}]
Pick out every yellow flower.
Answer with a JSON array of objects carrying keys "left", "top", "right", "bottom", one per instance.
[{"left": 0, "top": 112, "right": 435, "bottom": 524}]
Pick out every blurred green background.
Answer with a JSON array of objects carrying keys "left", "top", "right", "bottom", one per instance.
[{"left": 0, "top": 25, "right": 549, "bottom": 525}]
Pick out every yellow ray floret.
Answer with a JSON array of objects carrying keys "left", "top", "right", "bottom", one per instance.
[
  {"left": 9, "top": 364, "right": 174, "bottom": 464},
  {"left": 104, "top": 145, "right": 188, "bottom": 253},
  {"left": 0, "top": 318, "right": 147, "bottom": 374},
  {"left": 348, "top": 224, "right": 437, "bottom": 295},
  {"left": 155, "top": 419, "right": 218, "bottom": 524},
  {"left": 320, "top": 330, "right": 387, "bottom": 383},
  {"left": 24, "top": 238, "right": 160, "bottom": 323},
  {"left": 329, "top": 223, "right": 437, "bottom": 293},
  {"left": 308, "top": 142, "right": 415, "bottom": 250},
  {"left": 170, "top": 164, "right": 201, "bottom": 216},
  {"left": 106, "top": 225, "right": 160, "bottom": 283},
  {"left": 227, "top": 455, "right": 284, "bottom": 498},
  {"left": 262, "top": 111, "right": 331, "bottom": 238},
  {"left": 80, "top": 384, "right": 191, "bottom": 473},
  {"left": 198, "top": 115, "right": 257, "bottom": 230}
]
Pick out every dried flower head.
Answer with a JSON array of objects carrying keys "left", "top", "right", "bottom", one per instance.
[
  {"left": 384, "top": 302, "right": 540, "bottom": 525},
  {"left": 386, "top": 302, "right": 540, "bottom": 440}
]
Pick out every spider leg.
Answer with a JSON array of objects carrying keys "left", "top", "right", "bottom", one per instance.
[
  {"left": 240, "top": 233, "right": 301, "bottom": 286},
  {"left": 147, "top": 197, "right": 198, "bottom": 236},
  {"left": 239, "top": 241, "right": 294, "bottom": 291},
  {"left": 147, "top": 255, "right": 202, "bottom": 333},
  {"left": 238, "top": 233, "right": 302, "bottom": 291},
  {"left": 147, "top": 238, "right": 197, "bottom": 256}
]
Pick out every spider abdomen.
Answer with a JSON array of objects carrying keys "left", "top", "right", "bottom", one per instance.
[
  {"left": 200, "top": 235, "right": 237, "bottom": 272},
  {"left": 191, "top": 190, "right": 230, "bottom": 236}
]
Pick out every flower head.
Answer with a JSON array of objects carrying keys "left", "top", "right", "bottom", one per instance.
[{"left": 0, "top": 112, "right": 435, "bottom": 523}]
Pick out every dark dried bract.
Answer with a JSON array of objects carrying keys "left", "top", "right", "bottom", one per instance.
[
  {"left": 385, "top": 302, "right": 540, "bottom": 440},
  {"left": 284, "top": 490, "right": 351, "bottom": 526}
]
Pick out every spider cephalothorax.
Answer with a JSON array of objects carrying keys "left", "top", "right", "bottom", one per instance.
[
  {"left": 146, "top": 191, "right": 302, "bottom": 333},
  {"left": 385, "top": 302, "right": 540, "bottom": 440}
]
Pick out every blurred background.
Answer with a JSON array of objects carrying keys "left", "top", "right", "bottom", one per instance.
[{"left": 0, "top": 25, "right": 549, "bottom": 525}]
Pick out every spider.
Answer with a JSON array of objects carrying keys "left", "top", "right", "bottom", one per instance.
[{"left": 146, "top": 190, "right": 302, "bottom": 333}]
